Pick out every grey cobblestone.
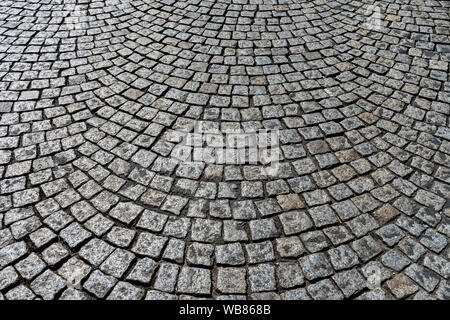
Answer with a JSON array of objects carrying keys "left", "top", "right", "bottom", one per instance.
[{"left": 0, "top": 0, "right": 448, "bottom": 300}]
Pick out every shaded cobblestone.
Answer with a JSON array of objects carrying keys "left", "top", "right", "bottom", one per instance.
[{"left": 0, "top": 0, "right": 448, "bottom": 301}]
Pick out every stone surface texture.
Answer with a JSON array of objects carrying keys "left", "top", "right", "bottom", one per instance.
[{"left": 0, "top": 0, "right": 449, "bottom": 300}]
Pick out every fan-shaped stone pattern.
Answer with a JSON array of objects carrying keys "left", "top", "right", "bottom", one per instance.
[{"left": 0, "top": 0, "right": 449, "bottom": 300}]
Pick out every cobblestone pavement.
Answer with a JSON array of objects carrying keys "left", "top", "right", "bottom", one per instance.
[{"left": 0, "top": 0, "right": 449, "bottom": 301}]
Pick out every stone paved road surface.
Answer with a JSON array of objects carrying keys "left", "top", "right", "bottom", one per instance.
[{"left": 0, "top": 0, "right": 449, "bottom": 300}]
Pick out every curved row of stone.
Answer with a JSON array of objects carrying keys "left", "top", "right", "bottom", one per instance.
[{"left": 0, "top": 0, "right": 448, "bottom": 300}]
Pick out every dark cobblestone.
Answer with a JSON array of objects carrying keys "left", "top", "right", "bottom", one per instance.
[{"left": 0, "top": 0, "right": 448, "bottom": 300}]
